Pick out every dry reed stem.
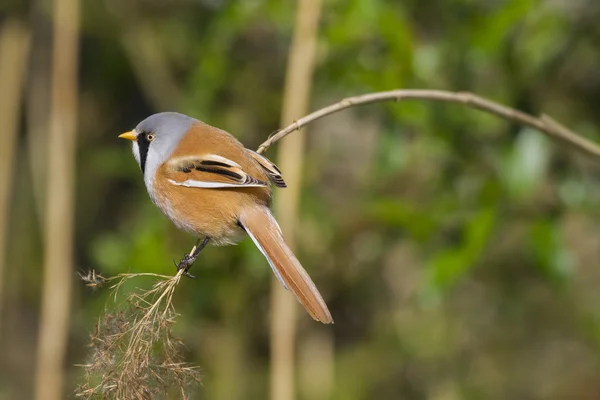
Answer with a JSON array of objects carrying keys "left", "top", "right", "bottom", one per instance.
[
  {"left": 27, "top": 0, "right": 53, "bottom": 227},
  {"left": 270, "top": 0, "right": 323, "bottom": 399},
  {"left": 257, "top": 89, "right": 600, "bottom": 159},
  {"left": 0, "top": 19, "right": 31, "bottom": 338},
  {"left": 76, "top": 248, "right": 201, "bottom": 399},
  {"left": 34, "top": 0, "right": 79, "bottom": 398}
]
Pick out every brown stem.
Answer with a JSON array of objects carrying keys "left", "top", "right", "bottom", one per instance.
[
  {"left": 0, "top": 19, "right": 31, "bottom": 339},
  {"left": 257, "top": 90, "right": 600, "bottom": 159},
  {"left": 270, "top": 0, "right": 323, "bottom": 399},
  {"left": 34, "top": 0, "right": 79, "bottom": 398}
]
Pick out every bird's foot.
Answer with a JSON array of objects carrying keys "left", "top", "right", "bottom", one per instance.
[
  {"left": 174, "top": 237, "right": 210, "bottom": 279},
  {"left": 174, "top": 254, "right": 197, "bottom": 278}
]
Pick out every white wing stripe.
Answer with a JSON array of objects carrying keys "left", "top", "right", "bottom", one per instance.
[
  {"left": 202, "top": 154, "right": 242, "bottom": 168},
  {"left": 167, "top": 154, "right": 242, "bottom": 169},
  {"left": 168, "top": 179, "right": 267, "bottom": 188}
]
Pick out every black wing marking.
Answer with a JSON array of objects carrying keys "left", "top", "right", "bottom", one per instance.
[
  {"left": 169, "top": 154, "right": 268, "bottom": 186},
  {"left": 247, "top": 150, "right": 287, "bottom": 188}
]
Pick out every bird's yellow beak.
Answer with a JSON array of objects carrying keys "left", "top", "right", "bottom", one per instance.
[{"left": 118, "top": 131, "right": 137, "bottom": 141}]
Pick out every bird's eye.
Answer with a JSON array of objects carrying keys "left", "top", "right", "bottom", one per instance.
[{"left": 146, "top": 133, "right": 155, "bottom": 141}]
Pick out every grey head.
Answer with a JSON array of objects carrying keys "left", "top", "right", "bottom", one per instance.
[
  {"left": 133, "top": 112, "right": 197, "bottom": 173},
  {"left": 122, "top": 112, "right": 198, "bottom": 185}
]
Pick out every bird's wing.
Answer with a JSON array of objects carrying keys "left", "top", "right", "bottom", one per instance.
[
  {"left": 247, "top": 150, "right": 287, "bottom": 188},
  {"left": 165, "top": 154, "right": 269, "bottom": 188}
]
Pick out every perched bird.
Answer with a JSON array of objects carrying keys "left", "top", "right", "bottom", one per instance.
[{"left": 119, "top": 112, "right": 333, "bottom": 324}]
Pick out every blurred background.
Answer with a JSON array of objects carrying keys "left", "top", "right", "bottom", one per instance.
[{"left": 1, "top": 0, "right": 600, "bottom": 399}]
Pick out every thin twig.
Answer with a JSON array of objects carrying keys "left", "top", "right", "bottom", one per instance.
[{"left": 256, "top": 90, "right": 600, "bottom": 159}]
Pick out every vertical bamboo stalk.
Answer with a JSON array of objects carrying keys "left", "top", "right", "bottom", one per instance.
[
  {"left": 0, "top": 19, "right": 31, "bottom": 338},
  {"left": 270, "top": 0, "right": 322, "bottom": 399},
  {"left": 27, "top": 0, "right": 52, "bottom": 225},
  {"left": 34, "top": 0, "right": 79, "bottom": 398}
]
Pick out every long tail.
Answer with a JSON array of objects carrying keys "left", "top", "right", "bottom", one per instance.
[{"left": 239, "top": 205, "right": 333, "bottom": 324}]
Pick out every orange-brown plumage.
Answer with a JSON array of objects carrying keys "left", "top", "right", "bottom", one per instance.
[
  {"left": 152, "top": 122, "right": 271, "bottom": 244},
  {"left": 120, "top": 112, "right": 333, "bottom": 324}
]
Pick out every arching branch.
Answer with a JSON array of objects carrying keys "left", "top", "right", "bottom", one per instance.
[{"left": 256, "top": 89, "right": 600, "bottom": 159}]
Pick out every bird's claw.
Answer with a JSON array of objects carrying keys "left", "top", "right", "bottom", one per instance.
[
  {"left": 175, "top": 254, "right": 197, "bottom": 279},
  {"left": 182, "top": 271, "right": 196, "bottom": 278},
  {"left": 173, "top": 238, "right": 209, "bottom": 280}
]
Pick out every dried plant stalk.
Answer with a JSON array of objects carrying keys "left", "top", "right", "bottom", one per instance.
[
  {"left": 77, "top": 240, "right": 204, "bottom": 398},
  {"left": 76, "top": 268, "right": 201, "bottom": 399},
  {"left": 34, "top": 0, "right": 79, "bottom": 398},
  {"left": 270, "top": 0, "right": 323, "bottom": 399},
  {"left": 257, "top": 89, "right": 600, "bottom": 159},
  {"left": 0, "top": 19, "right": 31, "bottom": 338}
]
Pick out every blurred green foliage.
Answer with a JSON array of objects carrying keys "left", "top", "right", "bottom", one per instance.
[{"left": 2, "top": 0, "right": 600, "bottom": 399}]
